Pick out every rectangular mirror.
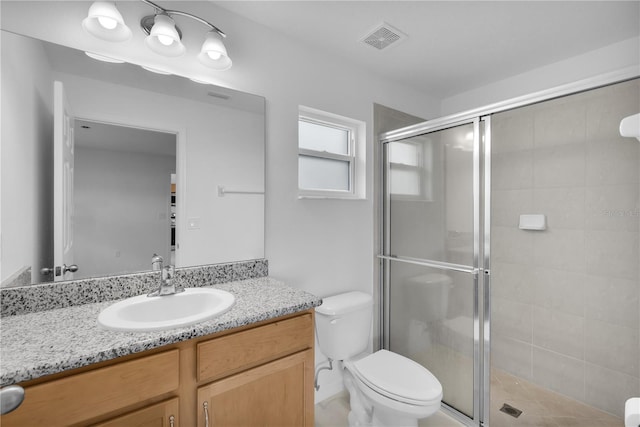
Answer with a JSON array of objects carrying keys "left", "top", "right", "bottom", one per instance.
[{"left": 1, "top": 30, "right": 265, "bottom": 286}]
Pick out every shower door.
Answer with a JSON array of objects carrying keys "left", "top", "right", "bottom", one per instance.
[{"left": 380, "top": 117, "right": 490, "bottom": 425}]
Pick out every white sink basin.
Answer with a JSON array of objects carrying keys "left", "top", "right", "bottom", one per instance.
[{"left": 98, "top": 288, "right": 235, "bottom": 332}]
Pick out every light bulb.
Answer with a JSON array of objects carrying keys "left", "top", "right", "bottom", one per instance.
[
  {"left": 207, "top": 51, "right": 222, "bottom": 60},
  {"left": 157, "top": 34, "right": 174, "bottom": 46},
  {"left": 97, "top": 15, "right": 118, "bottom": 30},
  {"left": 82, "top": 2, "right": 131, "bottom": 42},
  {"left": 198, "top": 31, "right": 232, "bottom": 70}
]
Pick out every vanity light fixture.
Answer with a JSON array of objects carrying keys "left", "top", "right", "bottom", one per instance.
[
  {"left": 142, "top": 13, "right": 185, "bottom": 57},
  {"left": 198, "top": 31, "right": 232, "bottom": 70},
  {"left": 82, "top": 0, "right": 232, "bottom": 70},
  {"left": 82, "top": 1, "right": 132, "bottom": 42}
]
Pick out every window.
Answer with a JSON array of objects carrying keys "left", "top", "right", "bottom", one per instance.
[
  {"left": 298, "top": 106, "right": 366, "bottom": 199},
  {"left": 388, "top": 136, "right": 432, "bottom": 200}
]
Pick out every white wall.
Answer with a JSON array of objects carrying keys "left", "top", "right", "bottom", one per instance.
[
  {"left": 0, "top": 31, "right": 54, "bottom": 285},
  {"left": 75, "top": 145, "right": 175, "bottom": 278},
  {"left": 441, "top": 36, "right": 640, "bottom": 115}
]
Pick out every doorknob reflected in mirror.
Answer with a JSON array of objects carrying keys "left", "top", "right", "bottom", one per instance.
[
  {"left": 62, "top": 264, "right": 79, "bottom": 273},
  {"left": 40, "top": 267, "right": 54, "bottom": 275},
  {"left": 41, "top": 264, "right": 79, "bottom": 276}
]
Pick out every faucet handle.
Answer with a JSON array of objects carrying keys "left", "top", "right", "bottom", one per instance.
[
  {"left": 162, "top": 265, "right": 175, "bottom": 281},
  {"left": 151, "top": 254, "right": 164, "bottom": 271}
]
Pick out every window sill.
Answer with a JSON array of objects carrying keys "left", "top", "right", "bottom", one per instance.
[{"left": 298, "top": 192, "right": 366, "bottom": 201}]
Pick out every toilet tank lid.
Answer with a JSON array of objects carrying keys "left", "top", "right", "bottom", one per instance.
[
  {"left": 315, "top": 291, "right": 373, "bottom": 316},
  {"left": 406, "top": 273, "right": 452, "bottom": 285}
]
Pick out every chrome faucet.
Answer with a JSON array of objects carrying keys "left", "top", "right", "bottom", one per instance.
[{"left": 148, "top": 254, "right": 183, "bottom": 297}]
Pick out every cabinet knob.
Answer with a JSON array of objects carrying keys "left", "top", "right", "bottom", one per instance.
[
  {"left": 203, "top": 401, "right": 210, "bottom": 427},
  {"left": 169, "top": 415, "right": 175, "bottom": 427},
  {"left": 0, "top": 385, "right": 25, "bottom": 415}
]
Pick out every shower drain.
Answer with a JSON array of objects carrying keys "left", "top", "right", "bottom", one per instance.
[{"left": 499, "top": 403, "right": 523, "bottom": 418}]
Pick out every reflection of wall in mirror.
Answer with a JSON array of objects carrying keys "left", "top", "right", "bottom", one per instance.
[
  {"left": 55, "top": 72, "right": 265, "bottom": 268},
  {"left": 74, "top": 145, "right": 175, "bottom": 278},
  {"left": 1, "top": 31, "right": 54, "bottom": 286}
]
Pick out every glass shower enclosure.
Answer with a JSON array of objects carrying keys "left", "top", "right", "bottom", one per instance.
[
  {"left": 380, "top": 118, "right": 491, "bottom": 425},
  {"left": 379, "top": 76, "right": 640, "bottom": 426}
]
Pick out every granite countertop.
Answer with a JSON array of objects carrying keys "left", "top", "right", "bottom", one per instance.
[{"left": 0, "top": 277, "right": 322, "bottom": 386}]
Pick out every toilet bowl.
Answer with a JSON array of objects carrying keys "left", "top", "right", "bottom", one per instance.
[
  {"left": 400, "top": 273, "right": 452, "bottom": 355},
  {"left": 344, "top": 350, "right": 442, "bottom": 426},
  {"left": 315, "top": 291, "right": 443, "bottom": 426}
]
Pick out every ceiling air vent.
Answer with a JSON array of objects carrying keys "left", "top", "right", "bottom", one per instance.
[{"left": 361, "top": 22, "right": 407, "bottom": 50}]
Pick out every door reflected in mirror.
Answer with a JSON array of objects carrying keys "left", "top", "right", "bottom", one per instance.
[{"left": 72, "top": 119, "right": 177, "bottom": 281}]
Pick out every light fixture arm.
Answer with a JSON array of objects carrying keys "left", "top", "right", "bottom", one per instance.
[{"left": 140, "top": 0, "right": 226, "bottom": 38}]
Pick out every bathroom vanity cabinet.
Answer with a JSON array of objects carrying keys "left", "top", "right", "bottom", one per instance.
[{"left": 1, "top": 310, "right": 315, "bottom": 427}]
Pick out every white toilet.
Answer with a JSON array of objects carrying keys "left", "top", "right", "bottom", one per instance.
[{"left": 315, "top": 291, "right": 443, "bottom": 427}]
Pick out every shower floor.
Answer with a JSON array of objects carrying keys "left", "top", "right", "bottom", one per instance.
[
  {"left": 314, "top": 369, "right": 623, "bottom": 426},
  {"left": 490, "top": 368, "right": 622, "bottom": 427}
]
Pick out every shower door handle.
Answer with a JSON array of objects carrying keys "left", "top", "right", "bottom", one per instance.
[{"left": 377, "top": 255, "right": 477, "bottom": 275}]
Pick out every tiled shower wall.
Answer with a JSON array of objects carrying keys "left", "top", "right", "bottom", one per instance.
[{"left": 490, "top": 78, "right": 640, "bottom": 417}]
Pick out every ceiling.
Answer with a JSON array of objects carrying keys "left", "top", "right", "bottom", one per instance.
[
  {"left": 214, "top": 1, "right": 640, "bottom": 98},
  {"left": 75, "top": 119, "right": 177, "bottom": 156}
]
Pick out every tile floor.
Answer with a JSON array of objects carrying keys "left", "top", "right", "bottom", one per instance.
[
  {"left": 315, "top": 390, "right": 464, "bottom": 427},
  {"left": 314, "top": 369, "right": 624, "bottom": 427}
]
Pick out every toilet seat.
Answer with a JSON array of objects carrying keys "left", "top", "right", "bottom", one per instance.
[{"left": 347, "top": 350, "right": 442, "bottom": 406}]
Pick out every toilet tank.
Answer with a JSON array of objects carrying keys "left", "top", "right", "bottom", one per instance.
[
  {"left": 402, "top": 273, "right": 452, "bottom": 323},
  {"left": 315, "top": 291, "right": 373, "bottom": 361}
]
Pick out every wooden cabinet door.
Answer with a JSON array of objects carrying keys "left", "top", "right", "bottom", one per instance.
[
  {"left": 92, "top": 398, "right": 179, "bottom": 427},
  {"left": 1, "top": 350, "right": 179, "bottom": 427},
  {"left": 197, "top": 350, "right": 314, "bottom": 427}
]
